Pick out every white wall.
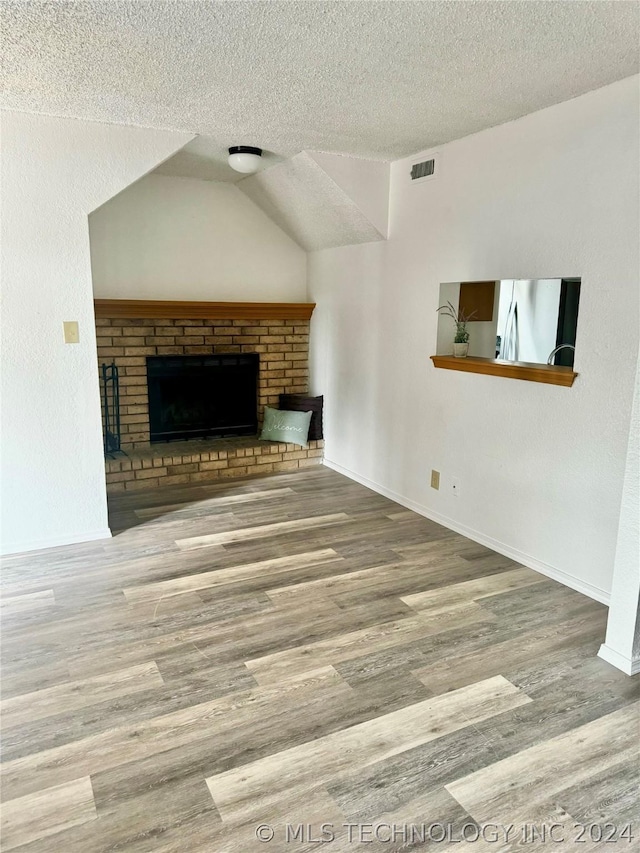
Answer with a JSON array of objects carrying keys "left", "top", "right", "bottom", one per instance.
[
  {"left": 599, "top": 351, "right": 640, "bottom": 673},
  {"left": 309, "top": 76, "right": 639, "bottom": 602},
  {"left": 0, "top": 111, "right": 192, "bottom": 555},
  {"left": 90, "top": 174, "right": 307, "bottom": 302}
]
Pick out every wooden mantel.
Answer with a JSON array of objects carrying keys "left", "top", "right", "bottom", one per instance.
[{"left": 94, "top": 299, "right": 316, "bottom": 320}]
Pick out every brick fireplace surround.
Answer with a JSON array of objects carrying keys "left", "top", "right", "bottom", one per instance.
[{"left": 95, "top": 301, "right": 323, "bottom": 492}]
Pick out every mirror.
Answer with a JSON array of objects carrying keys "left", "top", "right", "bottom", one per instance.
[{"left": 436, "top": 279, "right": 581, "bottom": 368}]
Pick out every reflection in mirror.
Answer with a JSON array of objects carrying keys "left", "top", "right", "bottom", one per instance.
[{"left": 436, "top": 279, "right": 581, "bottom": 368}]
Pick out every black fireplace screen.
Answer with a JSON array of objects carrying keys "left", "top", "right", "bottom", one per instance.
[
  {"left": 101, "top": 361, "right": 121, "bottom": 456},
  {"left": 146, "top": 354, "right": 258, "bottom": 442}
]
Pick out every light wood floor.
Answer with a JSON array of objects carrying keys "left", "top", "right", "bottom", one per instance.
[{"left": 1, "top": 466, "right": 638, "bottom": 852}]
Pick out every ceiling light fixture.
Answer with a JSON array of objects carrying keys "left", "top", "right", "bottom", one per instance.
[{"left": 228, "top": 145, "right": 263, "bottom": 174}]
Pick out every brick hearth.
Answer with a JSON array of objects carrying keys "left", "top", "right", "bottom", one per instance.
[{"left": 104, "top": 436, "right": 323, "bottom": 493}]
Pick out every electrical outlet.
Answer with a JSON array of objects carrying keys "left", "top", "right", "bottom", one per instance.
[
  {"left": 63, "top": 321, "right": 80, "bottom": 344},
  {"left": 430, "top": 470, "right": 440, "bottom": 490},
  {"left": 452, "top": 477, "right": 460, "bottom": 497}
]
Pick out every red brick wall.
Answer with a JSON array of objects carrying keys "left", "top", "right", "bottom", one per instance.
[{"left": 95, "top": 317, "right": 310, "bottom": 448}]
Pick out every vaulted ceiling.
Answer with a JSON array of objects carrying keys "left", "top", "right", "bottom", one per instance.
[
  {"left": 3, "top": 1, "right": 638, "bottom": 184},
  {"left": 3, "top": 1, "right": 637, "bottom": 250},
  {"left": 238, "top": 151, "right": 388, "bottom": 251}
]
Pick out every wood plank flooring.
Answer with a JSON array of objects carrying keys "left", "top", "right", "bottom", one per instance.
[{"left": 1, "top": 466, "right": 638, "bottom": 852}]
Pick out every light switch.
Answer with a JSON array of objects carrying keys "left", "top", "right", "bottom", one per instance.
[{"left": 63, "top": 321, "right": 80, "bottom": 344}]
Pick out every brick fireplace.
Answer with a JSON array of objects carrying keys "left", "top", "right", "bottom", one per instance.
[{"left": 94, "top": 300, "right": 323, "bottom": 492}]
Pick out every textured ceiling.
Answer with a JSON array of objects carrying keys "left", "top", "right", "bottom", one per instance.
[
  {"left": 238, "top": 152, "right": 385, "bottom": 251},
  {"left": 2, "top": 1, "right": 638, "bottom": 183}
]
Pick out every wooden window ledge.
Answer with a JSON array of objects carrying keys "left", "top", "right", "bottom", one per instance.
[{"left": 430, "top": 355, "right": 577, "bottom": 387}]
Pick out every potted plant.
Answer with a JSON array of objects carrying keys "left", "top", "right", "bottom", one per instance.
[{"left": 437, "top": 301, "right": 476, "bottom": 357}]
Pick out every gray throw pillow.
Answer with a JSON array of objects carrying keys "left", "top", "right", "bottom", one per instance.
[{"left": 259, "top": 406, "right": 312, "bottom": 448}]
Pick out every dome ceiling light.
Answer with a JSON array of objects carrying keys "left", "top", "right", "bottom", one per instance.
[{"left": 228, "top": 145, "right": 263, "bottom": 174}]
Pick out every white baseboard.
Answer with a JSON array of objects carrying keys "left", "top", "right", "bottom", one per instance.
[
  {"left": 1, "top": 527, "right": 112, "bottom": 557},
  {"left": 323, "top": 458, "right": 611, "bottom": 606},
  {"left": 598, "top": 644, "right": 640, "bottom": 676}
]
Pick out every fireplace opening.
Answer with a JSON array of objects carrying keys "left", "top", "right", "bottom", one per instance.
[{"left": 146, "top": 354, "right": 258, "bottom": 442}]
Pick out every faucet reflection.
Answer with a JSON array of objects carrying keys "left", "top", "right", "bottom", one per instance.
[{"left": 547, "top": 344, "right": 576, "bottom": 365}]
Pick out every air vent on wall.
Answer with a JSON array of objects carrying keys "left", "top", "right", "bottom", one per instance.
[{"left": 410, "top": 153, "right": 439, "bottom": 184}]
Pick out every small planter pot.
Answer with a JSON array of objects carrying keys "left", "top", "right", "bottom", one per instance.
[{"left": 453, "top": 342, "right": 469, "bottom": 358}]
